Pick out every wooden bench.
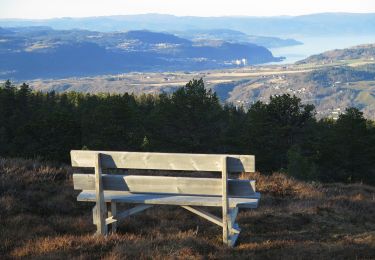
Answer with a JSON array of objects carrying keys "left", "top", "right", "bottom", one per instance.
[{"left": 71, "top": 150, "right": 260, "bottom": 247}]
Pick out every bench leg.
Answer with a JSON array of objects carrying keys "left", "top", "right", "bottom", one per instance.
[
  {"left": 93, "top": 204, "right": 108, "bottom": 235},
  {"left": 223, "top": 213, "right": 229, "bottom": 245},
  {"left": 93, "top": 205, "right": 97, "bottom": 225},
  {"left": 181, "top": 205, "right": 240, "bottom": 246},
  {"left": 227, "top": 207, "right": 240, "bottom": 247},
  {"left": 108, "top": 202, "right": 117, "bottom": 233},
  {"left": 94, "top": 153, "right": 108, "bottom": 236}
]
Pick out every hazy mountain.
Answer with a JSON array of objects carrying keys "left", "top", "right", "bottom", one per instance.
[
  {"left": 0, "top": 27, "right": 280, "bottom": 79},
  {"left": 1, "top": 13, "right": 374, "bottom": 37}
]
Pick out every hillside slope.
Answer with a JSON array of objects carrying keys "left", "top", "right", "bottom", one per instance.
[
  {"left": 1, "top": 157, "right": 374, "bottom": 258},
  {"left": 297, "top": 44, "right": 375, "bottom": 64},
  {"left": 226, "top": 62, "right": 375, "bottom": 119},
  {"left": 27, "top": 44, "right": 375, "bottom": 120}
]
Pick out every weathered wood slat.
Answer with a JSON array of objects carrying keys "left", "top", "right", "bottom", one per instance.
[
  {"left": 77, "top": 190, "right": 260, "bottom": 208},
  {"left": 73, "top": 174, "right": 256, "bottom": 197},
  {"left": 71, "top": 150, "right": 255, "bottom": 172}
]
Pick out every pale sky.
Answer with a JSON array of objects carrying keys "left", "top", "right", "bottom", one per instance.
[{"left": 0, "top": 0, "right": 375, "bottom": 19}]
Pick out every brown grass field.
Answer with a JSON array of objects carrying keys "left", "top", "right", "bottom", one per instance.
[{"left": 0, "top": 157, "right": 374, "bottom": 259}]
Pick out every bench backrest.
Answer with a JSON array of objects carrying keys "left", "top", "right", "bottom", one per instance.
[
  {"left": 71, "top": 150, "right": 256, "bottom": 197},
  {"left": 71, "top": 150, "right": 255, "bottom": 172}
]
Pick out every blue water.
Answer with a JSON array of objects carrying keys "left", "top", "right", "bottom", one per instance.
[{"left": 269, "top": 35, "right": 375, "bottom": 64}]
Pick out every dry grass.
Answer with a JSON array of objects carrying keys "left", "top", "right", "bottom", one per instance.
[{"left": 1, "top": 157, "right": 374, "bottom": 259}]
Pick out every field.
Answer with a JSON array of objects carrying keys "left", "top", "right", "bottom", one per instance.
[
  {"left": 26, "top": 64, "right": 314, "bottom": 95},
  {"left": 1, "top": 157, "right": 374, "bottom": 259}
]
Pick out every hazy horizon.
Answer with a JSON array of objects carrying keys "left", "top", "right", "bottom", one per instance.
[
  {"left": 1, "top": 12, "right": 375, "bottom": 21},
  {"left": 1, "top": 0, "right": 375, "bottom": 19}
]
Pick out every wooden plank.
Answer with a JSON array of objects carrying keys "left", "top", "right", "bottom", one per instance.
[
  {"left": 73, "top": 174, "right": 256, "bottom": 197},
  {"left": 222, "top": 156, "right": 229, "bottom": 245},
  {"left": 77, "top": 190, "right": 260, "bottom": 208},
  {"left": 94, "top": 153, "right": 107, "bottom": 236},
  {"left": 71, "top": 150, "right": 255, "bottom": 172},
  {"left": 181, "top": 206, "right": 223, "bottom": 227}
]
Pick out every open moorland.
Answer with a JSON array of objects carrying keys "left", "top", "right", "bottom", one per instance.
[{"left": 1, "top": 157, "right": 374, "bottom": 259}]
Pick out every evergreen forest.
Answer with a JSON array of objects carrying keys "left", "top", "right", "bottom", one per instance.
[{"left": 1, "top": 79, "right": 374, "bottom": 184}]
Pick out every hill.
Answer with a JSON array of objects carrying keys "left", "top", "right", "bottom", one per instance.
[
  {"left": 296, "top": 44, "right": 375, "bottom": 65},
  {"left": 1, "top": 157, "right": 374, "bottom": 258},
  {"left": 225, "top": 64, "right": 375, "bottom": 119},
  {"left": 1, "top": 13, "right": 375, "bottom": 37},
  {"left": 0, "top": 27, "right": 280, "bottom": 79}
]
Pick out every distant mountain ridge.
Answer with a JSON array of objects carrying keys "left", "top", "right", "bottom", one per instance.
[
  {"left": 0, "top": 27, "right": 281, "bottom": 79},
  {"left": 1, "top": 13, "right": 374, "bottom": 37},
  {"left": 173, "top": 29, "right": 302, "bottom": 48}
]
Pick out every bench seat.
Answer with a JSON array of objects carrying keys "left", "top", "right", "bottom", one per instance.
[{"left": 77, "top": 190, "right": 261, "bottom": 208}]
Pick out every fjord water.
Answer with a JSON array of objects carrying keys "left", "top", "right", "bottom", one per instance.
[{"left": 269, "top": 35, "right": 375, "bottom": 64}]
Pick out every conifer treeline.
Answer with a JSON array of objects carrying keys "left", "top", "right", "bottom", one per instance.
[{"left": 1, "top": 79, "right": 374, "bottom": 184}]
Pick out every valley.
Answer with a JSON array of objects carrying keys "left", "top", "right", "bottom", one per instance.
[
  {"left": 1, "top": 16, "right": 375, "bottom": 120},
  {"left": 26, "top": 48, "right": 375, "bottom": 119}
]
